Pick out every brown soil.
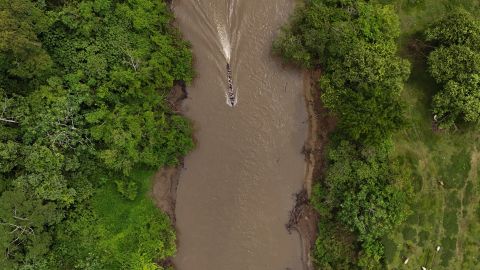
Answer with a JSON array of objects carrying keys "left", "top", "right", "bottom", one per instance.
[
  {"left": 151, "top": 166, "right": 182, "bottom": 222},
  {"left": 302, "top": 70, "right": 337, "bottom": 196},
  {"left": 167, "top": 82, "right": 188, "bottom": 113},
  {"left": 287, "top": 70, "right": 336, "bottom": 270}
]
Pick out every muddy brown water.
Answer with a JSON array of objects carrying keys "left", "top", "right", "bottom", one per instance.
[{"left": 172, "top": 0, "right": 307, "bottom": 269}]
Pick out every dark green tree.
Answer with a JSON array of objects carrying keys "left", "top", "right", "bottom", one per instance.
[
  {"left": 322, "top": 141, "right": 411, "bottom": 267},
  {"left": 0, "top": 0, "right": 52, "bottom": 84},
  {"left": 274, "top": 0, "right": 409, "bottom": 145},
  {"left": 274, "top": 1, "right": 411, "bottom": 268},
  {"left": 426, "top": 10, "right": 480, "bottom": 128},
  {"left": 321, "top": 42, "right": 410, "bottom": 145},
  {"left": 425, "top": 9, "right": 480, "bottom": 49}
]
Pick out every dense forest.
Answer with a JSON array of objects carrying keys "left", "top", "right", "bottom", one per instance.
[
  {"left": 275, "top": 0, "right": 480, "bottom": 269},
  {"left": 0, "top": 0, "right": 193, "bottom": 269}
]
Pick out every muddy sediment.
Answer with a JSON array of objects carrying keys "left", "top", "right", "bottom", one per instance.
[
  {"left": 302, "top": 70, "right": 337, "bottom": 194},
  {"left": 152, "top": 166, "right": 181, "bottom": 222},
  {"left": 286, "top": 70, "right": 336, "bottom": 270}
]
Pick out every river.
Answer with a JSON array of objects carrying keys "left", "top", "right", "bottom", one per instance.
[{"left": 172, "top": 0, "right": 307, "bottom": 269}]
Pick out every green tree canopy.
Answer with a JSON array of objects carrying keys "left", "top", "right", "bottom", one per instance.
[
  {"left": 274, "top": 0, "right": 409, "bottom": 145},
  {"left": 0, "top": 0, "right": 52, "bottom": 87},
  {"left": 433, "top": 74, "right": 480, "bottom": 127},
  {"left": 275, "top": 1, "right": 412, "bottom": 268},
  {"left": 319, "top": 141, "right": 411, "bottom": 268},
  {"left": 428, "top": 45, "right": 480, "bottom": 84},
  {"left": 0, "top": 0, "right": 193, "bottom": 268},
  {"left": 426, "top": 10, "right": 480, "bottom": 128},
  {"left": 320, "top": 42, "right": 410, "bottom": 144},
  {"left": 425, "top": 9, "right": 480, "bottom": 49},
  {"left": 0, "top": 188, "right": 63, "bottom": 268}
]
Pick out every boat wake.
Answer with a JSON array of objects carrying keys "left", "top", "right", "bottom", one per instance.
[{"left": 217, "top": 4, "right": 237, "bottom": 107}]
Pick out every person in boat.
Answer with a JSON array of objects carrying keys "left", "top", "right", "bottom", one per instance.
[{"left": 226, "top": 62, "right": 236, "bottom": 106}]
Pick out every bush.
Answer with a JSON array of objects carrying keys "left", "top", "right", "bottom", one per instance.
[
  {"left": 402, "top": 226, "right": 417, "bottom": 242},
  {"left": 115, "top": 180, "right": 138, "bottom": 201},
  {"left": 381, "top": 237, "right": 397, "bottom": 263},
  {"left": 440, "top": 237, "right": 457, "bottom": 267},
  {"left": 313, "top": 221, "right": 358, "bottom": 269},
  {"left": 52, "top": 171, "right": 176, "bottom": 270},
  {"left": 418, "top": 230, "right": 430, "bottom": 243}
]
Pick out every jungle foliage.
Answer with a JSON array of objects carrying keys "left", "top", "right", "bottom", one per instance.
[
  {"left": 274, "top": 0, "right": 410, "bottom": 145},
  {"left": 0, "top": 0, "right": 193, "bottom": 269},
  {"left": 275, "top": 0, "right": 413, "bottom": 268}
]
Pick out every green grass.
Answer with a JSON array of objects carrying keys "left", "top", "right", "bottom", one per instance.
[
  {"left": 419, "top": 230, "right": 430, "bottom": 243},
  {"left": 384, "top": 1, "right": 480, "bottom": 269},
  {"left": 443, "top": 208, "right": 459, "bottom": 235},
  {"left": 382, "top": 237, "right": 398, "bottom": 263},
  {"left": 93, "top": 170, "right": 157, "bottom": 233},
  {"left": 91, "top": 170, "right": 176, "bottom": 269},
  {"left": 52, "top": 169, "right": 175, "bottom": 269}
]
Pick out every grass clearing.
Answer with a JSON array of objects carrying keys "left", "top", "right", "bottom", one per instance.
[
  {"left": 90, "top": 170, "right": 176, "bottom": 269},
  {"left": 384, "top": 0, "right": 480, "bottom": 269}
]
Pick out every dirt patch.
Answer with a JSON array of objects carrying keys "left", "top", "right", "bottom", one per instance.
[
  {"left": 302, "top": 70, "right": 336, "bottom": 196},
  {"left": 151, "top": 165, "right": 182, "bottom": 222},
  {"left": 288, "top": 70, "right": 336, "bottom": 270},
  {"left": 286, "top": 190, "right": 319, "bottom": 270},
  {"left": 468, "top": 146, "right": 479, "bottom": 182},
  {"left": 168, "top": 81, "right": 188, "bottom": 113}
]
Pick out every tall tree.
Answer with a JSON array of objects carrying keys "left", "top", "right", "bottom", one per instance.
[
  {"left": 426, "top": 10, "right": 480, "bottom": 128},
  {"left": 0, "top": 0, "right": 52, "bottom": 85}
]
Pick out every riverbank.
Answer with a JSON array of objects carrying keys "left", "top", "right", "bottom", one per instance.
[
  {"left": 152, "top": 166, "right": 181, "bottom": 222},
  {"left": 287, "top": 70, "right": 336, "bottom": 270},
  {"left": 151, "top": 84, "right": 189, "bottom": 222}
]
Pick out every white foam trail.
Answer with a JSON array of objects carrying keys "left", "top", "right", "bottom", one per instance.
[
  {"left": 216, "top": 1, "right": 236, "bottom": 107},
  {"left": 228, "top": 0, "right": 234, "bottom": 25},
  {"left": 217, "top": 25, "right": 231, "bottom": 62}
]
